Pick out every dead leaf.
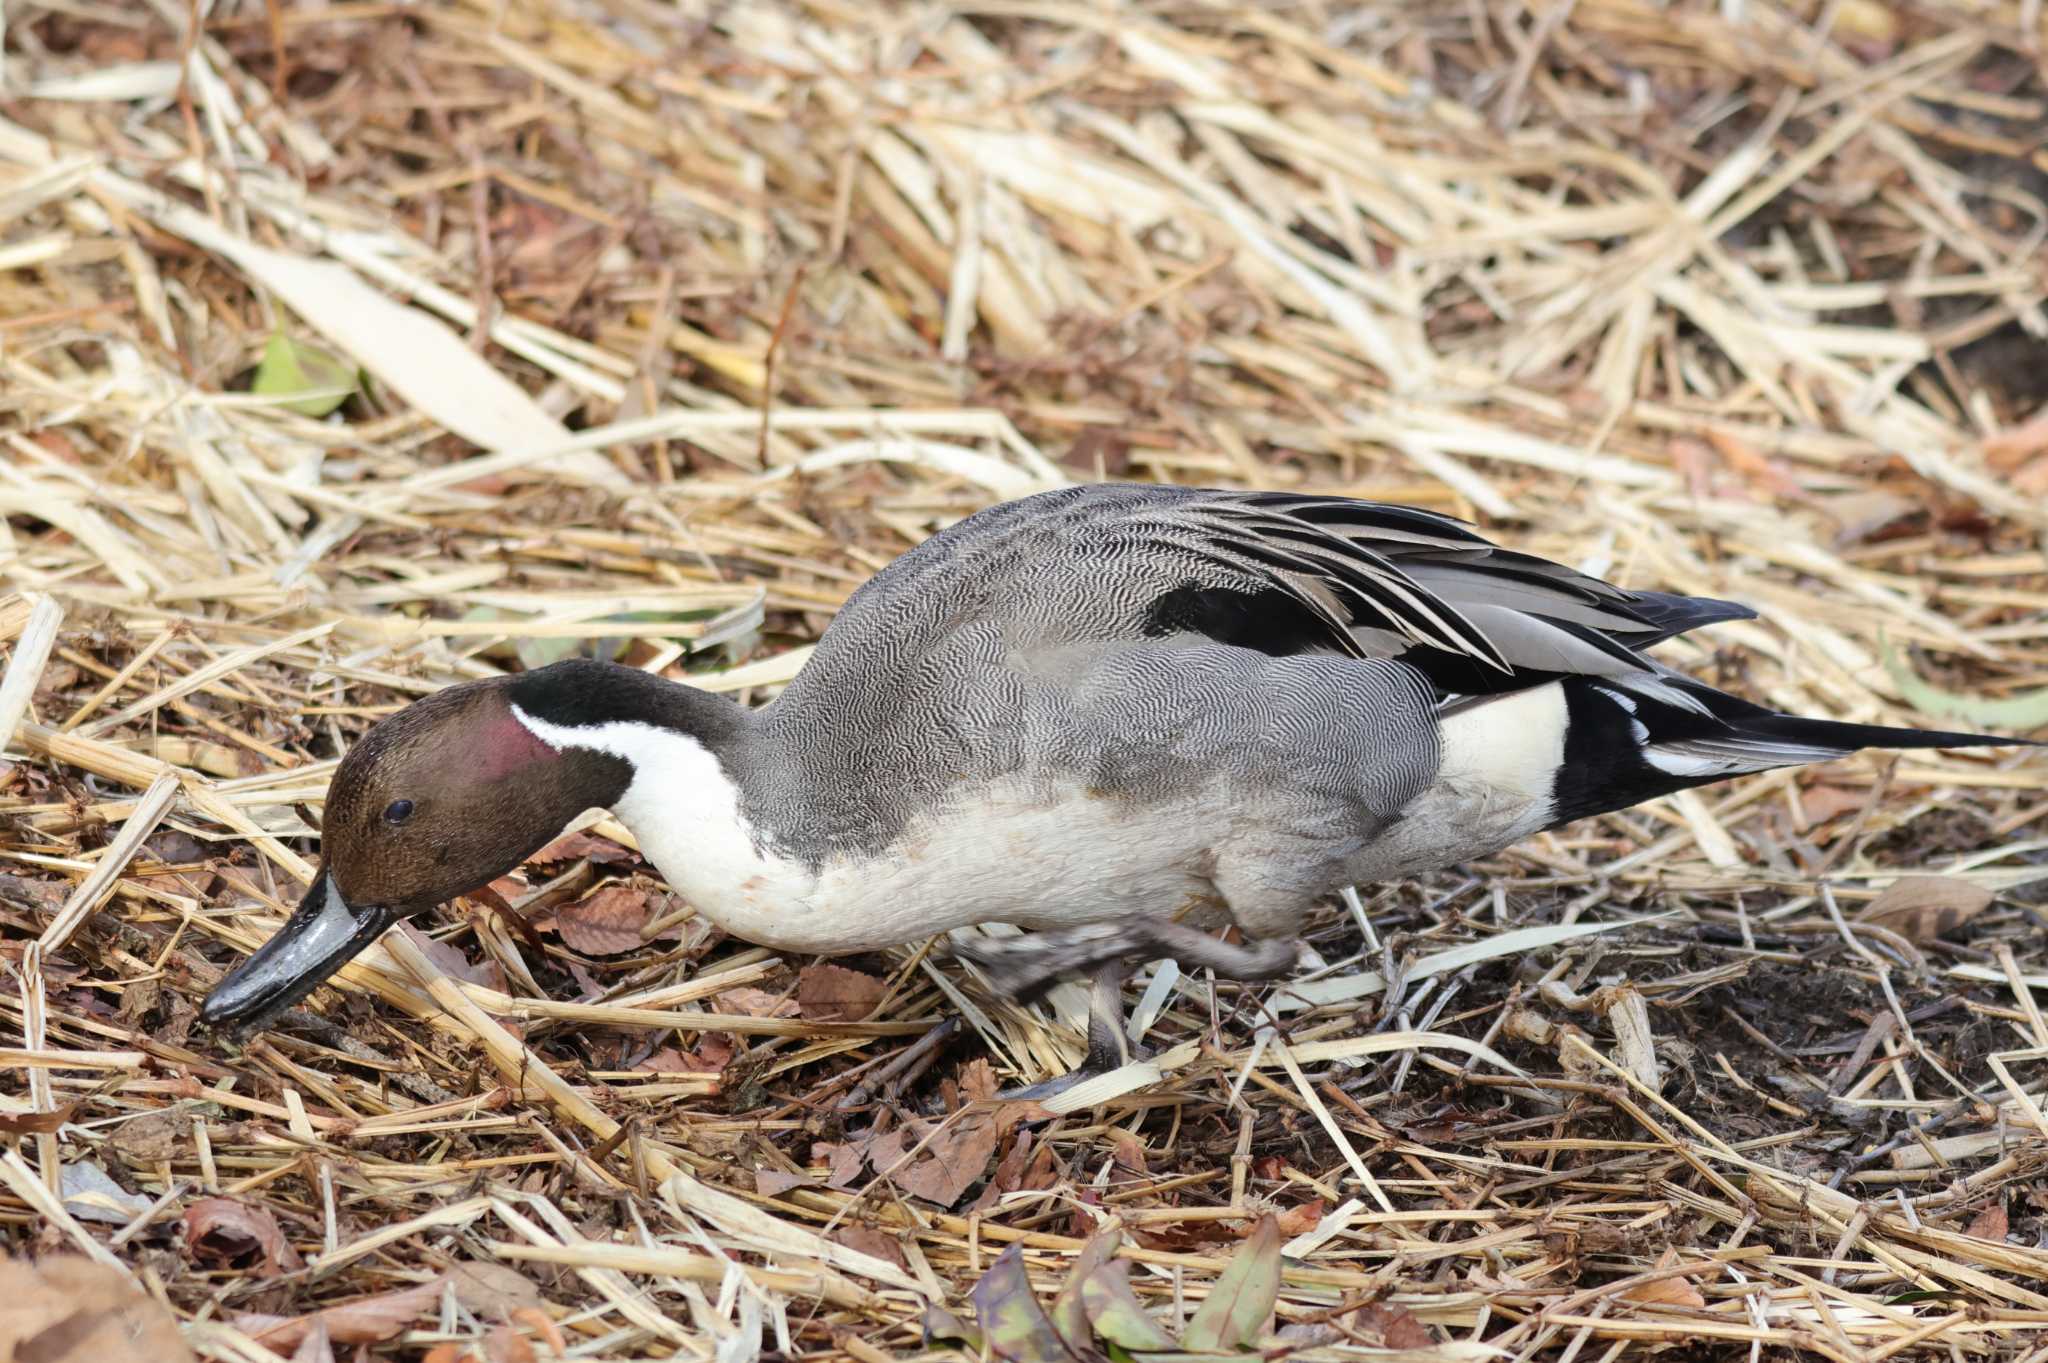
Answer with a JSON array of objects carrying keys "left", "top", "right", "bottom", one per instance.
[
  {"left": 484, "top": 1325, "right": 538, "bottom": 1363},
  {"left": 892, "top": 1115, "right": 1002, "bottom": 1207},
  {"left": 755, "top": 1169, "right": 809, "bottom": 1197},
  {"left": 1983, "top": 412, "right": 2048, "bottom": 469},
  {"left": 182, "top": 1197, "right": 305, "bottom": 1277},
  {"left": 238, "top": 1277, "right": 443, "bottom": 1349},
  {"left": 797, "top": 963, "right": 887, "bottom": 1022},
  {"left": 398, "top": 924, "right": 507, "bottom": 992},
  {"left": 509, "top": 1307, "right": 565, "bottom": 1358},
  {"left": 714, "top": 987, "right": 798, "bottom": 1018},
  {"left": 554, "top": 886, "right": 651, "bottom": 956},
  {"left": 109, "top": 1110, "right": 183, "bottom": 1164},
  {"left": 970, "top": 1129, "right": 1038, "bottom": 1212},
  {"left": 1049, "top": 1226, "right": 1121, "bottom": 1351},
  {"left": 0, "top": 1103, "right": 76, "bottom": 1135},
  {"left": 1107, "top": 1128, "right": 1148, "bottom": 1175},
  {"left": 1181, "top": 1213, "right": 1280, "bottom": 1351},
  {"left": 448, "top": 1262, "right": 542, "bottom": 1322},
  {"left": 1274, "top": 1200, "right": 1324, "bottom": 1237},
  {"left": 1797, "top": 782, "right": 1870, "bottom": 828},
  {"left": 1855, "top": 876, "right": 1994, "bottom": 942},
  {"left": 59, "top": 1162, "right": 152, "bottom": 1225},
  {"left": 1965, "top": 1202, "right": 2009, "bottom": 1242},
  {"left": 831, "top": 1225, "right": 908, "bottom": 1270},
  {"left": 1705, "top": 426, "right": 1806, "bottom": 500},
  {"left": 0, "top": 1256, "right": 195, "bottom": 1363},
  {"left": 923, "top": 1304, "right": 983, "bottom": 1352},
  {"left": 1354, "top": 1301, "right": 1432, "bottom": 1350},
  {"left": 289, "top": 1321, "right": 335, "bottom": 1363},
  {"left": 1621, "top": 1250, "right": 1707, "bottom": 1309},
  {"left": 1077, "top": 1258, "right": 1176, "bottom": 1353},
  {"left": 972, "top": 1244, "right": 1074, "bottom": 1363},
  {"left": 815, "top": 1141, "right": 866, "bottom": 1188},
  {"left": 638, "top": 1039, "right": 730, "bottom": 1074},
  {"left": 526, "top": 831, "right": 634, "bottom": 866},
  {"left": 685, "top": 1033, "right": 736, "bottom": 1073}
]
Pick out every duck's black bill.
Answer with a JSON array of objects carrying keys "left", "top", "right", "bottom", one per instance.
[{"left": 200, "top": 870, "right": 395, "bottom": 1032}]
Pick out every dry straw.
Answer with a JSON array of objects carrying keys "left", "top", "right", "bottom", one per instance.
[{"left": 1, "top": 0, "right": 2046, "bottom": 1359}]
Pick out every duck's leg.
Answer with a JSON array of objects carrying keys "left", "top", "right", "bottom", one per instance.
[
  {"left": 958, "top": 920, "right": 1297, "bottom": 998},
  {"left": 997, "top": 960, "right": 1135, "bottom": 1104},
  {"left": 957, "top": 920, "right": 1298, "bottom": 1102}
]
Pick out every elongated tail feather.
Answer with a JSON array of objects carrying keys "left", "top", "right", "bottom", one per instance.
[{"left": 1543, "top": 676, "right": 2037, "bottom": 829}]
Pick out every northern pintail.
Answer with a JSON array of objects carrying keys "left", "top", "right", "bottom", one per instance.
[{"left": 201, "top": 485, "right": 2030, "bottom": 1098}]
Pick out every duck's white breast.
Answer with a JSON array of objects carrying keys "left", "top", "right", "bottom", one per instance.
[{"left": 511, "top": 709, "right": 1212, "bottom": 955}]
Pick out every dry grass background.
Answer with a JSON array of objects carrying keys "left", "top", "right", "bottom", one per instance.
[{"left": 3, "top": 0, "right": 2048, "bottom": 1359}]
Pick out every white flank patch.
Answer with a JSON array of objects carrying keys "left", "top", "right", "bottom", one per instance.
[{"left": 1438, "top": 682, "right": 1569, "bottom": 801}]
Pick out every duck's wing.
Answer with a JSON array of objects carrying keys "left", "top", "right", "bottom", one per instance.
[{"left": 1068, "top": 489, "right": 1754, "bottom": 698}]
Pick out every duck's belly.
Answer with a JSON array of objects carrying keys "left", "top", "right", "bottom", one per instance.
[{"left": 618, "top": 774, "right": 1218, "bottom": 956}]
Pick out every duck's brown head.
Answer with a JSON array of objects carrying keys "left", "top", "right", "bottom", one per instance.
[{"left": 201, "top": 665, "right": 634, "bottom": 1031}]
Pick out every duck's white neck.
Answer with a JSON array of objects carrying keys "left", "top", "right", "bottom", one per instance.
[{"left": 508, "top": 706, "right": 772, "bottom": 918}]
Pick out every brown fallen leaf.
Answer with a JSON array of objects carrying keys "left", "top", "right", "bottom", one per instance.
[
  {"left": 289, "top": 1321, "right": 335, "bottom": 1363},
  {"left": 714, "top": 986, "right": 799, "bottom": 1018},
  {"left": 1797, "top": 782, "right": 1870, "bottom": 829},
  {"left": 1983, "top": 412, "right": 2048, "bottom": 469},
  {"left": 755, "top": 1169, "right": 809, "bottom": 1197},
  {"left": 1620, "top": 1250, "right": 1707, "bottom": 1309},
  {"left": 484, "top": 1324, "right": 539, "bottom": 1363},
  {"left": 891, "top": 1114, "right": 1003, "bottom": 1207},
  {"left": 509, "top": 1306, "right": 566, "bottom": 1357},
  {"left": 0, "top": 1256, "right": 196, "bottom": 1363},
  {"left": 526, "top": 830, "right": 635, "bottom": 866},
  {"left": 1274, "top": 1200, "right": 1324, "bottom": 1237},
  {"left": 815, "top": 1141, "right": 866, "bottom": 1188},
  {"left": 0, "top": 1102, "right": 77, "bottom": 1135},
  {"left": 1965, "top": 1202, "right": 2009, "bottom": 1242},
  {"left": 1107, "top": 1127, "right": 1148, "bottom": 1176},
  {"left": 797, "top": 963, "right": 887, "bottom": 1022},
  {"left": 554, "top": 886, "right": 651, "bottom": 956},
  {"left": 832, "top": 1225, "right": 909, "bottom": 1270},
  {"left": 238, "top": 1276, "right": 444, "bottom": 1349},
  {"left": 398, "top": 924, "right": 508, "bottom": 992},
  {"left": 1855, "top": 875, "right": 1994, "bottom": 943},
  {"left": 1354, "top": 1301, "right": 1432, "bottom": 1350},
  {"left": 637, "top": 1039, "right": 731, "bottom": 1074},
  {"left": 448, "top": 1262, "right": 542, "bottom": 1322},
  {"left": 182, "top": 1197, "right": 305, "bottom": 1277},
  {"left": 1705, "top": 426, "right": 1807, "bottom": 501},
  {"left": 110, "top": 1109, "right": 184, "bottom": 1164}
]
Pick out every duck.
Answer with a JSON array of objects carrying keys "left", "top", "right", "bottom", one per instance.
[{"left": 200, "top": 484, "right": 2030, "bottom": 1099}]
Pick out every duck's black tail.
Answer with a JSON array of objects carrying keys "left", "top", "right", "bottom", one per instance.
[{"left": 1543, "top": 674, "right": 2037, "bottom": 829}]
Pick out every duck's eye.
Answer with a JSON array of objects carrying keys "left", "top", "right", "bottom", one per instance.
[{"left": 383, "top": 799, "right": 415, "bottom": 825}]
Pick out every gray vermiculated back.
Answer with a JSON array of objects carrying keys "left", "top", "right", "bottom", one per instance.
[{"left": 741, "top": 485, "right": 1451, "bottom": 868}]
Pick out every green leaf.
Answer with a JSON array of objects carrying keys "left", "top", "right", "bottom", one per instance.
[
  {"left": 923, "top": 1304, "right": 984, "bottom": 1351},
  {"left": 1879, "top": 629, "right": 2048, "bottom": 730},
  {"left": 1887, "top": 1289, "right": 1965, "bottom": 1305},
  {"left": 972, "top": 1243, "right": 1078, "bottom": 1363},
  {"left": 1080, "top": 1260, "right": 1178, "bottom": 1352},
  {"left": 1050, "top": 1225, "right": 1121, "bottom": 1352},
  {"left": 1179, "top": 1215, "right": 1280, "bottom": 1353},
  {"left": 514, "top": 635, "right": 589, "bottom": 670},
  {"left": 253, "top": 331, "right": 359, "bottom": 417}
]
